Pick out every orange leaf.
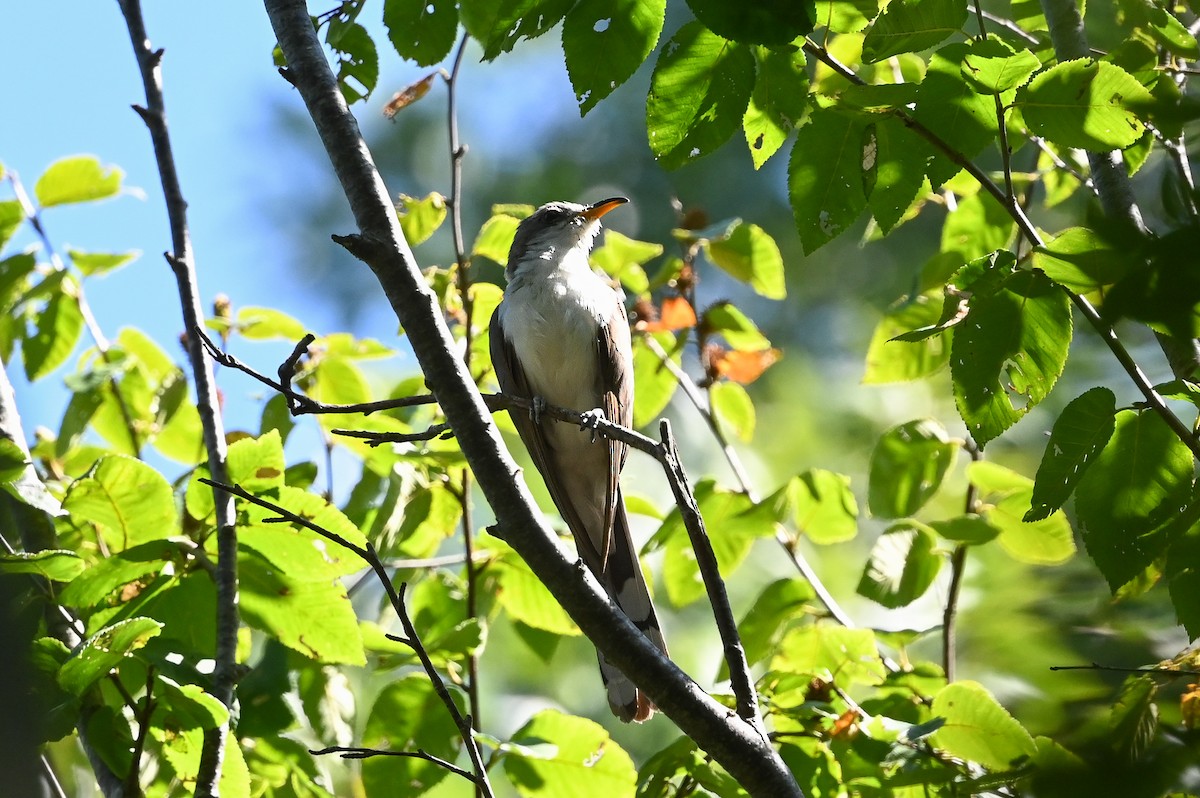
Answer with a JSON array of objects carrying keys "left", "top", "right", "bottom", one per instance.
[
  {"left": 830, "top": 710, "right": 858, "bottom": 739},
  {"left": 383, "top": 71, "right": 440, "bottom": 119},
  {"left": 637, "top": 296, "right": 697, "bottom": 332},
  {"left": 712, "top": 347, "right": 781, "bottom": 384},
  {"left": 1183, "top": 683, "right": 1200, "bottom": 729}
]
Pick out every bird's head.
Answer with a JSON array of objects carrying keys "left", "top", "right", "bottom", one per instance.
[{"left": 506, "top": 197, "right": 627, "bottom": 280}]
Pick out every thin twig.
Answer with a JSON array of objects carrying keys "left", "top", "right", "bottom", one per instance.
[
  {"left": 943, "top": 441, "right": 981, "bottom": 682},
  {"left": 123, "top": 667, "right": 157, "bottom": 795},
  {"left": 311, "top": 746, "right": 477, "bottom": 781},
  {"left": 443, "top": 32, "right": 485, "bottom": 759},
  {"left": 115, "top": 3, "right": 239, "bottom": 793},
  {"left": 201, "top": 478, "right": 495, "bottom": 796},
  {"left": 1049, "top": 663, "right": 1200, "bottom": 676}
]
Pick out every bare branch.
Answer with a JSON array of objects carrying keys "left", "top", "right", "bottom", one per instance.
[
  {"left": 1050, "top": 663, "right": 1200, "bottom": 677},
  {"left": 115, "top": 2, "right": 240, "bottom": 792},
  {"left": 311, "top": 746, "right": 478, "bottom": 782}
]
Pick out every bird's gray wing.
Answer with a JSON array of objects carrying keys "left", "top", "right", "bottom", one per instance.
[{"left": 489, "top": 304, "right": 606, "bottom": 568}]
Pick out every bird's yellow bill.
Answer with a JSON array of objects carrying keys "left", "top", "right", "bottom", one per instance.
[{"left": 582, "top": 196, "right": 628, "bottom": 221}]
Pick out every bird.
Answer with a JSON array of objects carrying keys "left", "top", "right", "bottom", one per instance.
[{"left": 489, "top": 197, "right": 668, "bottom": 722}]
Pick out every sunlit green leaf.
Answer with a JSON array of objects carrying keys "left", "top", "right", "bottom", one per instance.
[
  {"left": 862, "top": 0, "right": 966, "bottom": 63},
  {"left": 864, "top": 292, "right": 951, "bottom": 383},
  {"left": 858, "top": 521, "right": 942, "bottom": 608},
  {"left": 930, "top": 680, "right": 1037, "bottom": 769},
  {"left": 35, "top": 156, "right": 123, "bottom": 207},
  {"left": 1017, "top": 59, "right": 1152, "bottom": 150},
  {"left": 929, "top": 513, "right": 1000, "bottom": 544},
  {"left": 460, "top": 0, "right": 571, "bottom": 61},
  {"left": 394, "top": 192, "right": 447, "bottom": 248},
  {"left": 0, "top": 200, "right": 23, "bottom": 250},
  {"left": 472, "top": 213, "right": 521, "bottom": 266},
  {"left": 710, "top": 380, "right": 755, "bottom": 442},
  {"left": 325, "top": 19, "right": 378, "bottom": 103},
  {"left": 913, "top": 43, "right": 1001, "bottom": 187},
  {"left": 960, "top": 37, "right": 1040, "bottom": 94},
  {"left": 967, "top": 461, "right": 1076, "bottom": 564},
  {"left": 646, "top": 22, "right": 755, "bottom": 170},
  {"left": 67, "top": 249, "right": 140, "bottom": 277},
  {"left": 705, "top": 221, "right": 786, "bottom": 299},
  {"left": 1032, "top": 227, "right": 1131, "bottom": 293},
  {"left": 0, "top": 549, "right": 85, "bottom": 581},
  {"left": 58, "top": 617, "right": 163, "bottom": 695},
  {"left": 789, "top": 105, "right": 869, "bottom": 253},
  {"left": 788, "top": 469, "right": 859, "bottom": 544},
  {"left": 505, "top": 710, "right": 636, "bottom": 796},
  {"left": 868, "top": 419, "right": 958, "bottom": 518},
  {"left": 63, "top": 455, "right": 178, "bottom": 551},
  {"left": 563, "top": 0, "right": 666, "bottom": 115},
  {"left": 950, "top": 267, "right": 1072, "bottom": 447},
  {"left": 723, "top": 579, "right": 814, "bottom": 679},
  {"left": 744, "top": 46, "right": 809, "bottom": 169},
  {"left": 772, "top": 625, "right": 887, "bottom": 686},
  {"left": 702, "top": 301, "right": 771, "bottom": 351},
  {"left": 632, "top": 332, "right": 679, "bottom": 427},
  {"left": 866, "top": 116, "right": 928, "bottom": 234}
]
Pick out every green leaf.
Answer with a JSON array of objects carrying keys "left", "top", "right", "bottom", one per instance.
[
  {"left": 231, "top": 306, "right": 305, "bottom": 341},
  {"left": 941, "top": 191, "right": 1015, "bottom": 263},
  {"left": 913, "top": 43, "right": 1001, "bottom": 187},
  {"left": 239, "top": 547, "right": 366, "bottom": 665},
  {"left": 505, "top": 710, "right": 636, "bottom": 796},
  {"left": 650, "top": 481, "right": 775, "bottom": 606},
  {"left": 1109, "top": 676, "right": 1158, "bottom": 760},
  {"left": 702, "top": 301, "right": 771, "bottom": 351},
  {"left": 1141, "top": 1, "right": 1200, "bottom": 59},
  {"left": 67, "top": 249, "right": 140, "bottom": 277},
  {"left": 858, "top": 521, "right": 942, "bottom": 608},
  {"left": 383, "top": 0, "right": 458, "bottom": 66},
  {"left": 950, "top": 267, "right": 1072, "bottom": 447},
  {"left": 788, "top": 106, "right": 869, "bottom": 253},
  {"left": 395, "top": 192, "right": 447, "bottom": 246},
  {"left": 34, "top": 156, "right": 123, "bottom": 207},
  {"left": 325, "top": 19, "right": 378, "bottom": 103},
  {"left": 58, "top": 617, "right": 163, "bottom": 695},
  {"left": 929, "top": 513, "right": 1001, "bottom": 544},
  {"left": 961, "top": 38, "right": 1040, "bottom": 94},
  {"left": 0, "top": 437, "right": 29, "bottom": 482},
  {"left": 866, "top": 117, "right": 928, "bottom": 234},
  {"left": 646, "top": 21, "right": 755, "bottom": 170},
  {"left": 772, "top": 625, "right": 887, "bottom": 686},
  {"left": 0, "top": 550, "right": 85, "bottom": 581},
  {"left": 968, "top": 461, "right": 1076, "bottom": 564},
  {"left": 472, "top": 212, "right": 521, "bottom": 266},
  {"left": 861, "top": 0, "right": 967, "bottom": 63},
  {"left": 788, "top": 469, "right": 858, "bottom": 544},
  {"left": 590, "top": 229, "right": 661, "bottom": 294},
  {"left": 632, "top": 333, "right": 679, "bottom": 427},
  {"left": 361, "top": 674, "right": 465, "bottom": 795},
  {"left": 0, "top": 199, "right": 24, "bottom": 250},
  {"left": 685, "top": 0, "right": 815, "bottom": 45},
  {"left": 1026, "top": 387, "right": 1116, "bottom": 521},
  {"left": 744, "top": 46, "right": 809, "bottom": 169},
  {"left": 1017, "top": 59, "right": 1153, "bottom": 150},
  {"left": 728, "top": 579, "right": 815, "bottom": 675},
  {"left": 488, "top": 550, "right": 580, "bottom": 635},
  {"left": 460, "top": 0, "right": 571, "bottom": 60},
  {"left": 63, "top": 455, "right": 178, "bottom": 551},
  {"left": 57, "top": 540, "right": 174, "bottom": 612},
  {"left": 864, "top": 292, "right": 951, "bottom": 383},
  {"left": 930, "top": 681, "right": 1037, "bottom": 769},
  {"left": 705, "top": 222, "right": 786, "bottom": 299},
  {"left": 710, "top": 380, "right": 755, "bottom": 442},
  {"left": 563, "top": 0, "right": 666, "bottom": 115},
  {"left": 23, "top": 289, "right": 85, "bottom": 381},
  {"left": 868, "top": 419, "right": 957, "bottom": 518},
  {"left": 1075, "top": 410, "right": 1193, "bottom": 590},
  {"left": 1031, "top": 227, "right": 1131, "bottom": 293}
]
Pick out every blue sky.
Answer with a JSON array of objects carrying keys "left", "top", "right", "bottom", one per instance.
[{"left": 4, "top": 1, "right": 586, "bottom": 446}]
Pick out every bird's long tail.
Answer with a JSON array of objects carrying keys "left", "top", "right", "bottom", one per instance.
[{"left": 595, "top": 495, "right": 668, "bottom": 723}]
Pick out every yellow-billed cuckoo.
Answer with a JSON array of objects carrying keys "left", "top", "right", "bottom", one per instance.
[{"left": 489, "top": 197, "right": 668, "bottom": 723}]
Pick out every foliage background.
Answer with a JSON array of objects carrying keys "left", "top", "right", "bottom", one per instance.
[{"left": 4, "top": 0, "right": 1199, "bottom": 795}]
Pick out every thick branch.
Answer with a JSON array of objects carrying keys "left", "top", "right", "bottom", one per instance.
[
  {"left": 116, "top": 2, "right": 239, "bottom": 793},
  {"left": 263, "top": 2, "right": 799, "bottom": 792}
]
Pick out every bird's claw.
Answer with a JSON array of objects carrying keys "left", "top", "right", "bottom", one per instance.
[
  {"left": 579, "top": 408, "right": 604, "bottom": 443},
  {"left": 530, "top": 395, "right": 547, "bottom": 426}
]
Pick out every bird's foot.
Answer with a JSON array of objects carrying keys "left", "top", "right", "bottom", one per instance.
[
  {"left": 530, "top": 395, "right": 547, "bottom": 426},
  {"left": 579, "top": 408, "right": 605, "bottom": 443}
]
